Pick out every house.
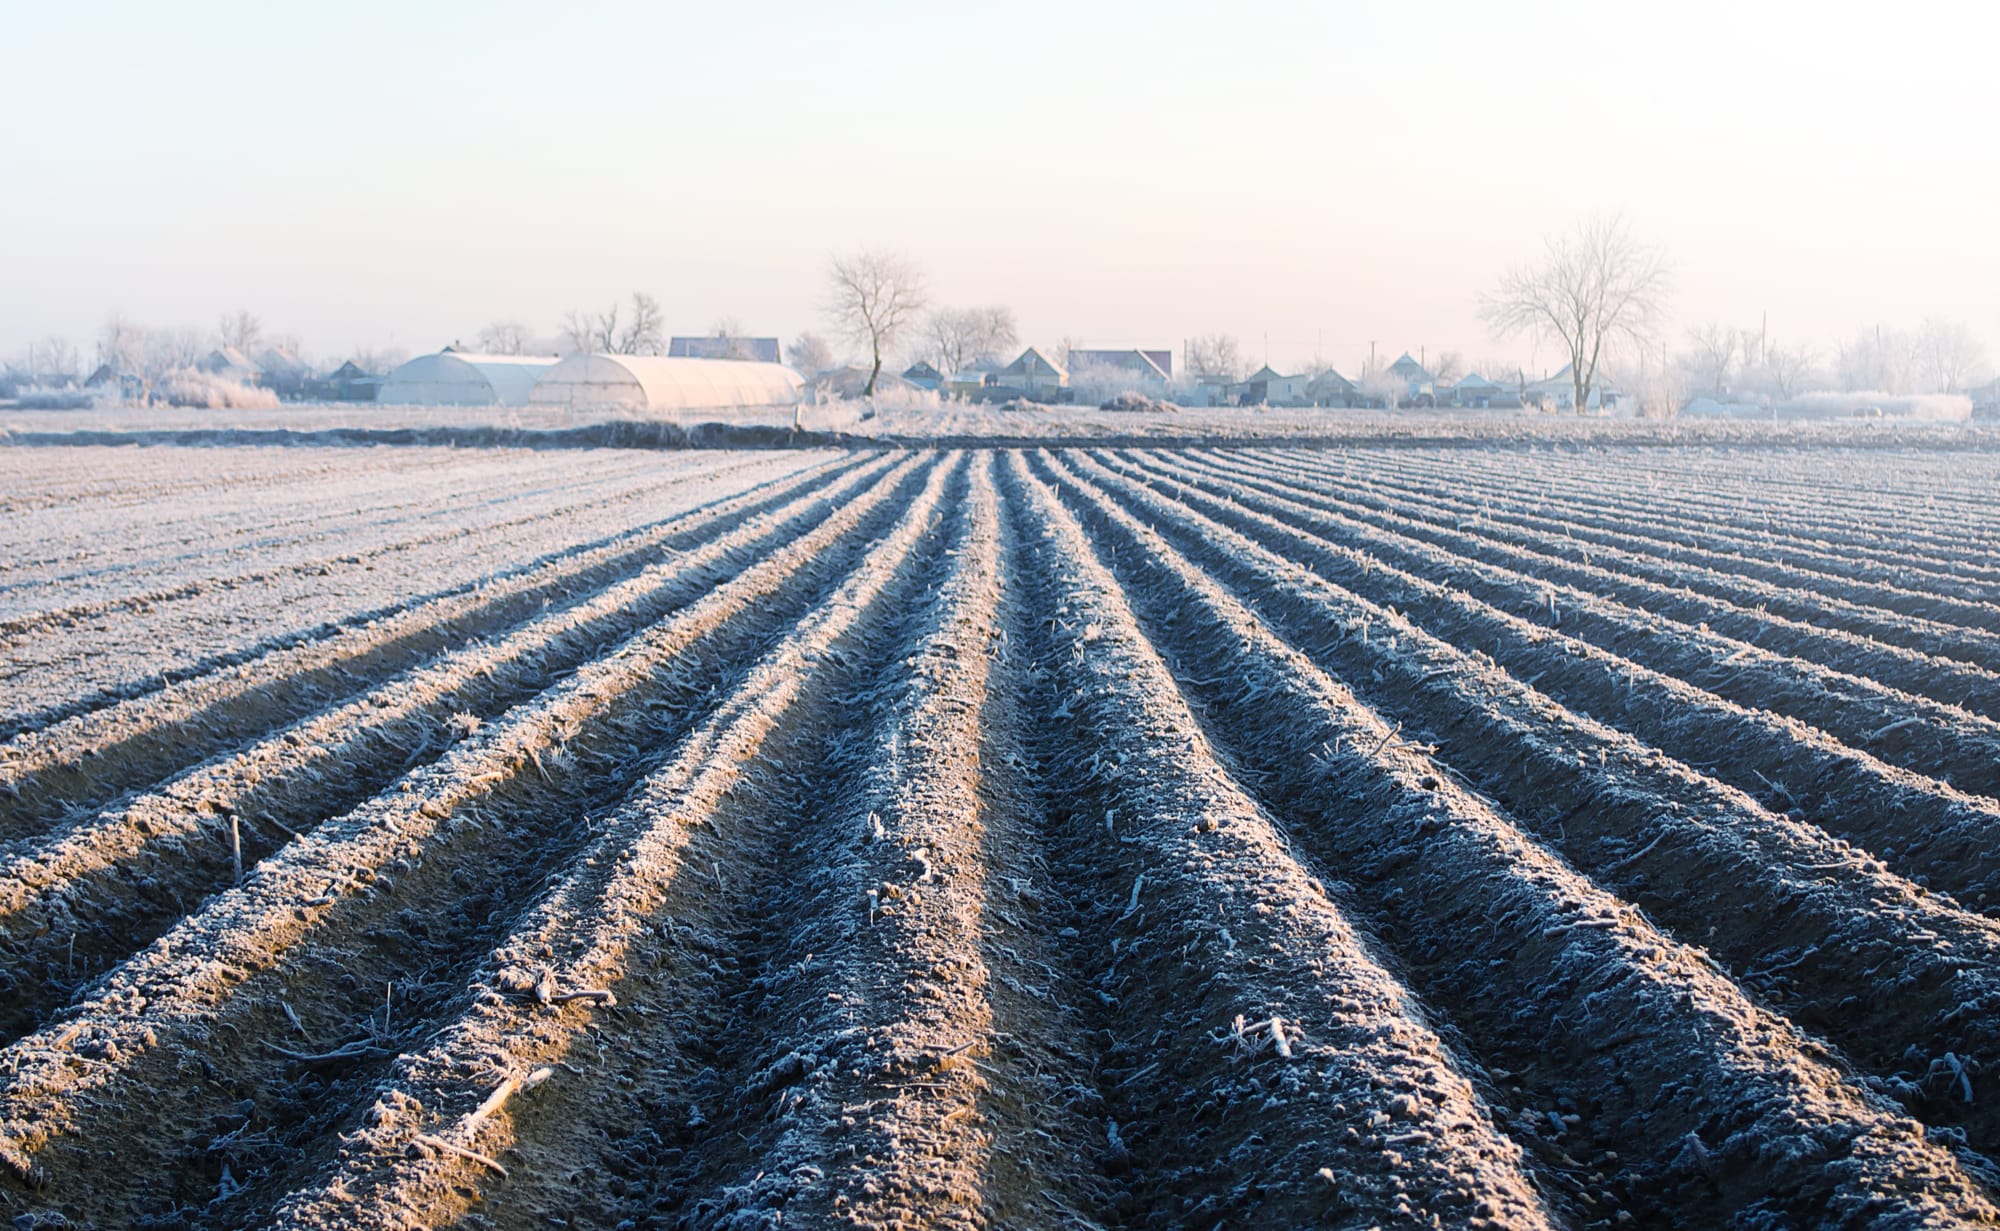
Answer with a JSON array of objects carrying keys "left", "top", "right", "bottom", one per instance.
[
  {"left": 668, "top": 336, "right": 782, "bottom": 363},
  {"left": 196, "top": 346, "right": 261, "bottom": 385},
  {"left": 817, "top": 365, "right": 920, "bottom": 399},
  {"left": 1067, "top": 348, "right": 1174, "bottom": 383},
  {"left": 1526, "top": 363, "right": 1623, "bottom": 412},
  {"left": 323, "top": 360, "right": 382, "bottom": 402},
  {"left": 1307, "top": 368, "right": 1359, "bottom": 407},
  {"left": 943, "top": 370, "right": 991, "bottom": 399},
  {"left": 901, "top": 360, "right": 945, "bottom": 391},
  {"left": 1232, "top": 364, "right": 1312, "bottom": 407},
  {"left": 1451, "top": 372, "right": 1510, "bottom": 408},
  {"left": 1387, "top": 353, "right": 1435, "bottom": 406},
  {"left": 257, "top": 347, "right": 313, "bottom": 398},
  {"left": 994, "top": 348, "right": 1067, "bottom": 399}
]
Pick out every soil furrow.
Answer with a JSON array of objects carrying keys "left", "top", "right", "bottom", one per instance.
[
  {"left": 1337, "top": 449, "right": 2000, "bottom": 603},
  {"left": 997, "top": 451, "right": 1561, "bottom": 1229},
  {"left": 260, "top": 453, "right": 967, "bottom": 1231},
  {"left": 0, "top": 453, "right": 866, "bottom": 833},
  {"left": 1173, "top": 447, "right": 2000, "bottom": 721},
  {"left": 1131, "top": 447, "right": 2000, "bottom": 803},
  {"left": 0, "top": 451, "right": 847, "bottom": 742},
  {"left": 1021, "top": 449, "right": 2000, "bottom": 1226},
  {"left": 1363, "top": 449, "right": 2000, "bottom": 578},
  {"left": 0, "top": 456, "right": 896, "bottom": 1045},
  {"left": 630, "top": 455, "right": 1115, "bottom": 1230},
  {"left": 1240, "top": 450, "right": 2000, "bottom": 662},
  {"left": 0, "top": 454, "right": 942, "bottom": 1226},
  {"left": 1056, "top": 449, "right": 2000, "bottom": 1158},
  {"left": 1107, "top": 448, "right": 2000, "bottom": 897}
]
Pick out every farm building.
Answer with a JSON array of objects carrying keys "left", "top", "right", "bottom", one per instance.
[
  {"left": 1308, "top": 368, "right": 1359, "bottom": 407},
  {"left": 902, "top": 360, "right": 945, "bottom": 390},
  {"left": 195, "top": 347, "right": 261, "bottom": 385},
  {"left": 1387, "top": 353, "right": 1436, "bottom": 404},
  {"left": 378, "top": 353, "right": 555, "bottom": 406},
  {"left": 1233, "top": 364, "right": 1312, "bottom": 406},
  {"left": 527, "top": 354, "right": 802, "bottom": 412},
  {"left": 1068, "top": 348, "right": 1174, "bottom": 382},
  {"left": 1452, "top": 372, "right": 1510, "bottom": 408},
  {"left": 1527, "top": 364, "right": 1623, "bottom": 412},
  {"left": 995, "top": 348, "right": 1068, "bottom": 398}
]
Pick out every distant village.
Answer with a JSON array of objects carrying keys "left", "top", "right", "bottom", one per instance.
[
  {"left": 6, "top": 314, "right": 1996, "bottom": 420},
  {"left": 0, "top": 332, "right": 1644, "bottom": 415}
]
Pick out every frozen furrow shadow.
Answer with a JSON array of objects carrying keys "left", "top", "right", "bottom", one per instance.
[
  {"left": 0, "top": 455, "right": 940, "bottom": 1229},
  {"left": 1024, "top": 449, "right": 1999, "bottom": 1226},
  {"left": 261, "top": 454, "right": 966, "bottom": 1231}
]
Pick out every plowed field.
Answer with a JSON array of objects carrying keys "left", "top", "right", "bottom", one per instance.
[{"left": 4, "top": 441, "right": 2000, "bottom": 1230}]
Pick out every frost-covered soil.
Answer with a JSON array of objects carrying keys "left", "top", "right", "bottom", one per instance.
[
  {"left": 3, "top": 439, "right": 2000, "bottom": 1229},
  {"left": 0, "top": 446, "right": 833, "bottom": 732}
]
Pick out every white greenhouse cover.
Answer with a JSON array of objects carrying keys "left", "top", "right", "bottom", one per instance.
[
  {"left": 526, "top": 354, "right": 803, "bottom": 412},
  {"left": 378, "top": 353, "right": 557, "bottom": 406}
]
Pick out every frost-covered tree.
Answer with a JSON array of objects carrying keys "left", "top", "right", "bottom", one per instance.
[
  {"left": 1186, "top": 334, "right": 1244, "bottom": 381},
  {"left": 827, "top": 251, "right": 926, "bottom": 397},
  {"left": 1429, "top": 351, "right": 1465, "bottom": 387},
  {"left": 349, "top": 345, "right": 408, "bottom": 376},
  {"left": 560, "top": 309, "right": 597, "bottom": 355},
  {"left": 1680, "top": 322, "right": 1742, "bottom": 397},
  {"left": 785, "top": 332, "right": 835, "bottom": 376},
  {"left": 1836, "top": 326, "right": 1915, "bottom": 394},
  {"left": 217, "top": 309, "right": 263, "bottom": 355},
  {"left": 1755, "top": 341, "right": 1818, "bottom": 400},
  {"left": 1916, "top": 318, "right": 1987, "bottom": 394},
  {"left": 924, "top": 305, "right": 1018, "bottom": 375},
  {"left": 19, "top": 336, "right": 80, "bottom": 385},
  {"left": 477, "top": 320, "right": 531, "bottom": 355},
  {"left": 617, "top": 292, "right": 664, "bottom": 356},
  {"left": 1481, "top": 217, "right": 1669, "bottom": 415}
]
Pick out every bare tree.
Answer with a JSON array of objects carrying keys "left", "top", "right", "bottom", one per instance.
[
  {"left": 1481, "top": 217, "right": 1670, "bottom": 414},
  {"left": 1916, "top": 318, "right": 1988, "bottom": 394},
  {"left": 97, "top": 315, "right": 146, "bottom": 373},
  {"left": 923, "top": 305, "right": 1018, "bottom": 376},
  {"left": 1186, "top": 334, "right": 1244, "bottom": 381},
  {"left": 1051, "top": 335, "right": 1080, "bottom": 370},
  {"left": 157, "top": 327, "right": 207, "bottom": 370},
  {"left": 617, "top": 292, "right": 664, "bottom": 355},
  {"left": 1680, "top": 322, "right": 1741, "bottom": 396},
  {"left": 826, "top": 251, "right": 926, "bottom": 396},
  {"left": 478, "top": 320, "right": 531, "bottom": 355},
  {"left": 350, "top": 345, "right": 408, "bottom": 376},
  {"left": 560, "top": 309, "right": 597, "bottom": 355},
  {"left": 785, "top": 332, "right": 835, "bottom": 376},
  {"left": 1429, "top": 350, "right": 1465, "bottom": 387},
  {"left": 1758, "top": 341, "right": 1818, "bottom": 400},
  {"left": 1837, "top": 326, "right": 1915, "bottom": 394},
  {"left": 218, "top": 309, "right": 263, "bottom": 355},
  {"left": 26, "top": 336, "right": 80, "bottom": 384}
]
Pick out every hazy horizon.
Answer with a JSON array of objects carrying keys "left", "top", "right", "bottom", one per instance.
[{"left": 6, "top": 0, "right": 1995, "bottom": 379}]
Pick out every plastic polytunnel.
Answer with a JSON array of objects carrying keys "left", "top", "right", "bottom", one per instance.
[
  {"left": 377, "top": 353, "right": 557, "bottom": 406},
  {"left": 526, "top": 354, "right": 803, "bottom": 413}
]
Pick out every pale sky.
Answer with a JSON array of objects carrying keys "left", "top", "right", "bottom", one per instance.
[{"left": 5, "top": 0, "right": 1995, "bottom": 378}]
